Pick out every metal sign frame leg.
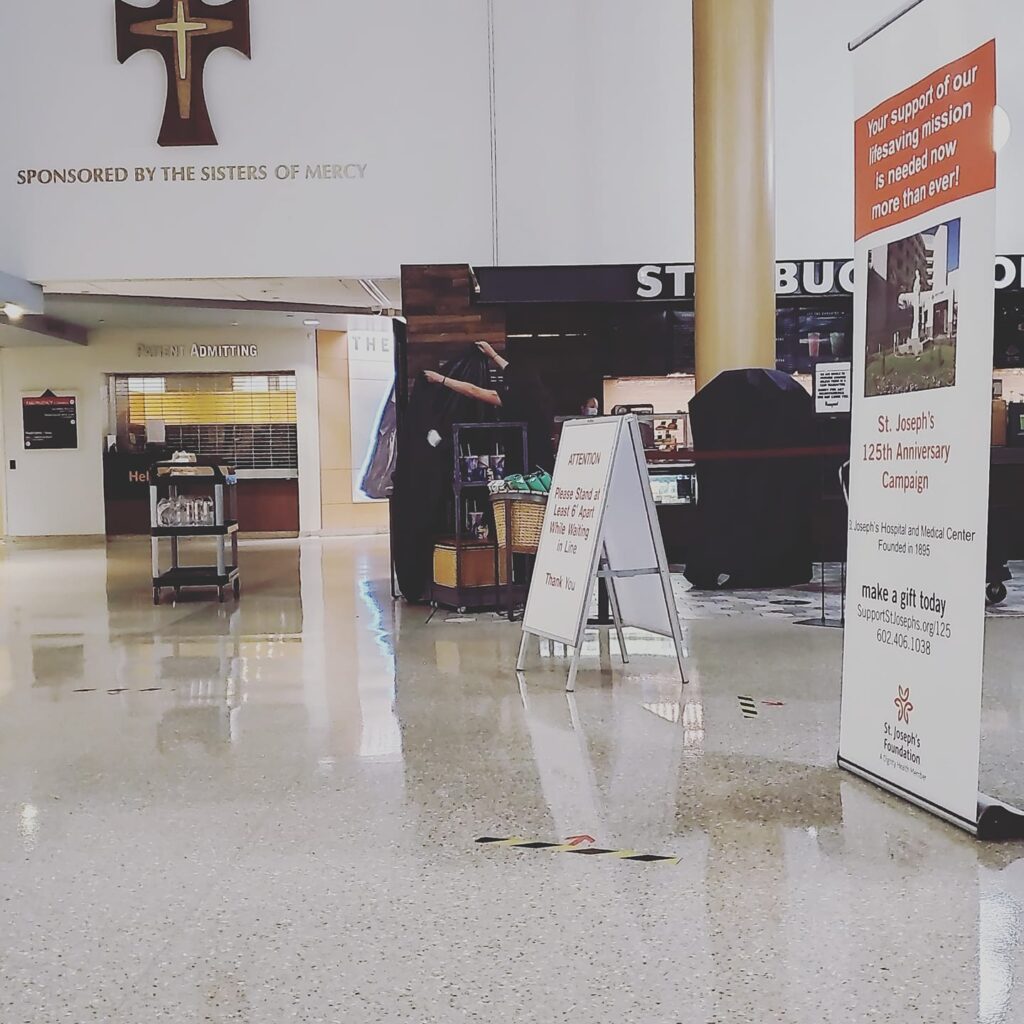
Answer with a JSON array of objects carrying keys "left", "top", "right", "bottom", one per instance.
[
  {"left": 625, "top": 418, "right": 688, "bottom": 686},
  {"left": 516, "top": 631, "right": 530, "bottom": 672},
  {"left": 662, "top": 574, "right": 688, "bottom": 686},
  {"left": 565, "top": 645, "right": 582, "bottom": 693},
  {"left": 566, "top": 548, "right": 628, "bottom": 692},
  {"left": 601, "top": 546, "right": 630, "bottom": 666}
]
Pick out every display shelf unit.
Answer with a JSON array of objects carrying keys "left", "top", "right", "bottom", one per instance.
[
  {"left": 429, "top": 421, "right": 528, "bottom": 612},
  {"left": 647, "top": 461, "right": 698, "bottom": 506},
  {"left": 150, "top": 460, "right": 240, "bottom": 604}
]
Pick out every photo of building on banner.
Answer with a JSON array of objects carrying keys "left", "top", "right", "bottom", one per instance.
[
  {"left": 841, "top": 17, "right": 1023, "bottom": 838},
  {"left": 865, "top": 218, "right": 959, "bottom": 398}
]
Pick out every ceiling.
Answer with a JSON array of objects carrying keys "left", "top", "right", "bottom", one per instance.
[
  {"left": 44, "top": 277, "right": 401, "bottom": 309},
  {"left": 42, "top": 296, "right": 356, "bottom": 332},
  {"left": 0, "top": 277, "right": 402, "bottom": 345}
]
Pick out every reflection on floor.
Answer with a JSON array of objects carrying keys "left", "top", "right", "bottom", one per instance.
[
  {"left": 438, "top": 561, "right": 1024, "bottom": 624},
  {"left": 1, "top": 535, "right": 1024, "bottom": 1022},
  {"left": 670, "top": 560, "right": 1024, "bottom": 621}
]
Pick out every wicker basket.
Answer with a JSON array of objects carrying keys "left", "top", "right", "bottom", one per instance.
[{"left": 490, "top": 492, "right": 548, "bottom": 553}]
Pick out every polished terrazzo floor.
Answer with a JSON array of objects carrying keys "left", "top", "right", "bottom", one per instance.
[{"left": 2, "top": 535, "right": 1024, "bottom": 1023}]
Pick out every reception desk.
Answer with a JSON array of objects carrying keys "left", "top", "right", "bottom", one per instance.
[{"left": 103, "top": 452, "right": 300, "bottom": 536}]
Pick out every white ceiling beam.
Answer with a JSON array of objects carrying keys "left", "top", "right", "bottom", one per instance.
[{"left": 0, "top": 270, "right": 45, "bottom": 316}]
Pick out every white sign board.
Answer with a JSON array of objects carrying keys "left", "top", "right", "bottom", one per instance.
[
  {"left": 521, "top": 418, "right": 619, "bottom": 645},
  {"left": 841, "top": 11, "right": 997, "bottom": 831},
  {"left": 519, "top": 415, "right": 685, "bottom": 689},
  {"left": 814, "top": 362, "right": 852, "bottom": 415}
]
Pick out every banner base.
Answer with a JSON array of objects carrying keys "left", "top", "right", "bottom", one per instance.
[
  {"left": 839, "top": 756, "right": 978, "bottom": 834},
  {"left": 976, "top": 795, "right": 1024, "bottom": 841},
  {"left": 840, "top": 757, "right": 1024, "bottom": 840}
]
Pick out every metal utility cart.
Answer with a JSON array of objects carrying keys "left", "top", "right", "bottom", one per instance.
[{"left": 150, "top": 459, "right": 240, "bottom": 604}]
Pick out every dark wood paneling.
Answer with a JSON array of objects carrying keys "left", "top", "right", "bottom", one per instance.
[
  {"left": 237, "top": 479, "right": 300, "bottom": 533},
  {"left": 105, "top": 499, "right": 151, "bottom": 537},
  {"left": 401, "top": 265, "right": 472, "bottom": 315},
  {"left": 401, "top": 265, "right": 507, "bottom": 346}
]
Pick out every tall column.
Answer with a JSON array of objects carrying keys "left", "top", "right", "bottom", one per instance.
[{"left": 693, "top": 0, "right": 776, "bottom": 389}]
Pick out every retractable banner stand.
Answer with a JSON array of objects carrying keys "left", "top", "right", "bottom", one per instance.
[
  {"left": 517, "top": 415, "right": 686, "bottom": 692},
  {"left": 841, "top": 6, "right": 1021, "bottom": 836}
]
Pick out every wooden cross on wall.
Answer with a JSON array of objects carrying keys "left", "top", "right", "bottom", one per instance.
[{"left": 115, "top": 0, "right": 251, "bottom": 147}]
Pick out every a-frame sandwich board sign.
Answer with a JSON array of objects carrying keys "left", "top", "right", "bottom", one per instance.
[{"left": 517, "top": 415, "right": 687, "bottom": 691}]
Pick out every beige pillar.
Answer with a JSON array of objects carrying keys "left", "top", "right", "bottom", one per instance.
[{"left": 693, "top": 0, "right": 776, "bottom": 389}]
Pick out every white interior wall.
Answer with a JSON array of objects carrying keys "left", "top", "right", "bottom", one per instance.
[
  {"left": 0, "top": 330, "right": 321, "bottom": 538},
  {"left": 979, "top": 0, "right": 1024, "bottom": 253},
  {"left": 1, "top": 2, "right": 1023, "bottom": 278},
  {"left": 775, "top": 0, "right": 1024, "bottom": 258},
  {"left": 1, "top": 344, "right": 106, "bottom": 537},
  {"left": 493, "top": 0, "right": 695, "bottom": 265},
  {"left": 774, "top": 0, "right": 894, "bottom": 260},
  {"left": 0, "top": 0, "right": 494, "bottom": 281}
]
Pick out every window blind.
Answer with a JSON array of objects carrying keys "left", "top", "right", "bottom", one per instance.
[{"left": 111, "top": 372, "right": 298, "bottom": 471}]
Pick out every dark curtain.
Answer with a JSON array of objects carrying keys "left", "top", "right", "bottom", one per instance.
[{"left": 391, "top": 347, "right": 496, "bottom": 602}]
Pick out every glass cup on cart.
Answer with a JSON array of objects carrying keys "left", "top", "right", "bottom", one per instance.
[
  {"left": 157, "top": 498, "right": 176, "bottom": 527},
  {"left": 468, "top": 510, "right": 488, "bottom": 540},
  {"left": 156, "top": 495, "right": 215, "bottom": 527}
]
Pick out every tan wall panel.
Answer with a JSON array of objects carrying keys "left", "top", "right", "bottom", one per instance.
[{"left": 316, "top": 330, "right": 389, "bottom": 535}]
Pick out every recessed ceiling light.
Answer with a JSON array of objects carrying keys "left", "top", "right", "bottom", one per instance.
[
  {"left": 231, "top": 321, "right": 240, "bottom": 327},
  {"left": 304, "top": 319, "right": 320, "bottom": 327}
]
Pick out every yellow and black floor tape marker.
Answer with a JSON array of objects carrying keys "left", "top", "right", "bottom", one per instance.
[
  {"left": 738, "top": 695, "right": 758, "bottom": 718},
  {"left": 475, "top": 837, "right": 679, "bottom": 865}
]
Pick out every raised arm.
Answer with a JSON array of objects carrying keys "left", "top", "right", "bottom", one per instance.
[
  {"left": 475, "top": 341, "right": 509, "bottom": 371},
  {"left": 424, "top": 370, "right": 502, "bottom": 406}
]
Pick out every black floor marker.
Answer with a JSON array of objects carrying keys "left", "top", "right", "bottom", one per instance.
[{"left": 738, "top": 695, "right": 758, "bottom": 718}]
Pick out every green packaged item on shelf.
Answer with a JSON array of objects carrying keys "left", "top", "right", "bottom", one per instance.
[
  {"left": 525, "top": 470, "right": 552, "bottom": 494},
  {"left": 491, "top": 470, "right": 549, "bottom": 494}
]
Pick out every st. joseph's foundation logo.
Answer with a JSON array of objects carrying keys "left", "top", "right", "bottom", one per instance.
[
  {"left": 894, "top": 686, "right": 914, "bottom": 725},
  {"left": 115, "top": 0, "right": 251, "bottom": 147}
]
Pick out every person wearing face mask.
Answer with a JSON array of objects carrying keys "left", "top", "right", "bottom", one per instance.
[
  {"left": 580, "top": 397, "right": 600, "bottom": 418},
  {"left": 424, "top": 341, "right": 554, "bottom": 471}
]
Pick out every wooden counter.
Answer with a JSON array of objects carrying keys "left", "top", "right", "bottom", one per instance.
[{"left": 104, "top": 453, "right": 299, "bottom": 536}]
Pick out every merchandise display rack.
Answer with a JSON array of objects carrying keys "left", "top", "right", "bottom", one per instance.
[
  {"left": 429, "top": 421, "right": 528, "bottom": 613},
  {"left": 150, "top": 459, "right": 241, "bottom": 604}
]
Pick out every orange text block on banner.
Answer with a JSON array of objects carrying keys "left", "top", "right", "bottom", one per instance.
[{"left": 854, "top": 40, "right": 995, "bottom": 241}]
